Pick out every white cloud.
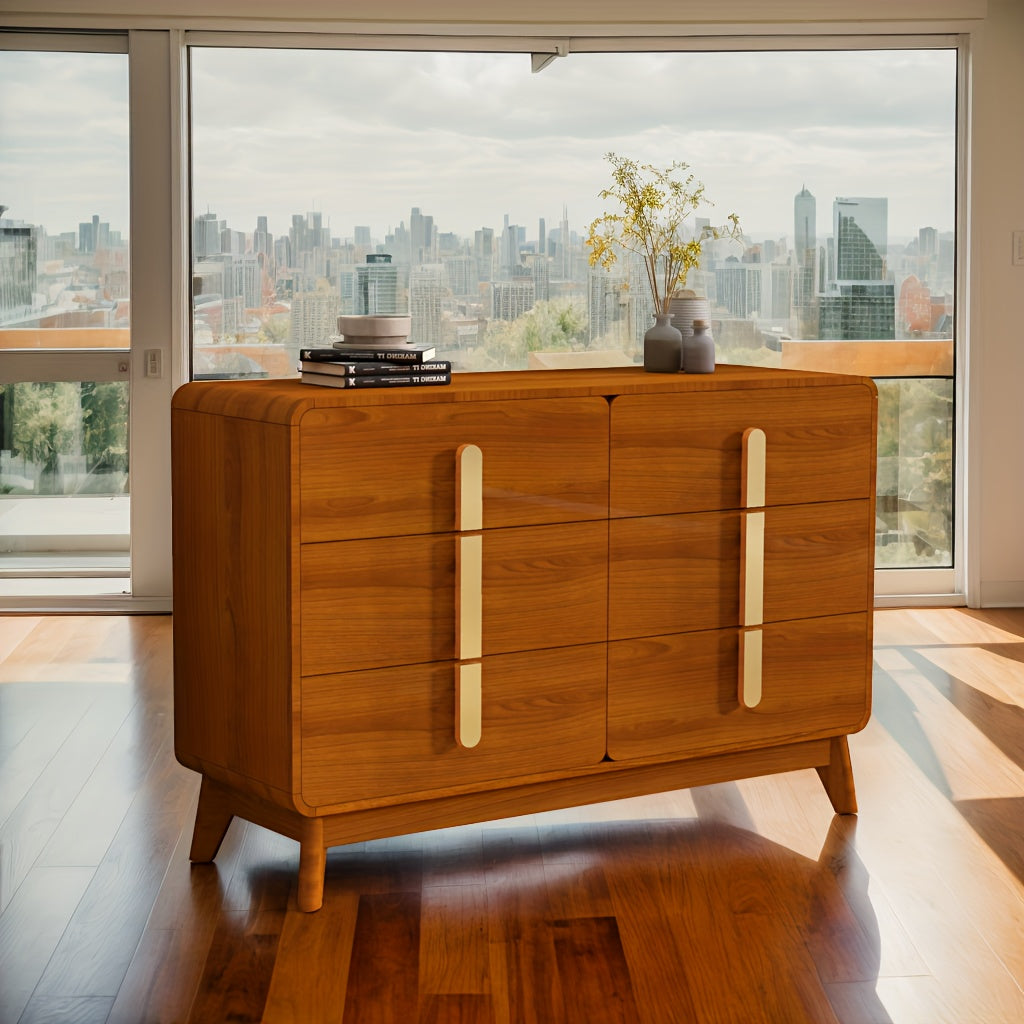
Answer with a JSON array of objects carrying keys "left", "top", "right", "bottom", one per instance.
[{"left": 2, "top": 44, "right": 956, "bottom": 245}]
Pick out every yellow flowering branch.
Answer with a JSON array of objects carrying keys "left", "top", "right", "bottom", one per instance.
[{"left": 585, "top": 153, "right": 742, "bottom": 316}]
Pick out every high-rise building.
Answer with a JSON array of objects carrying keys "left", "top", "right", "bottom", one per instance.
[
  {"left": 409, "top": 264, "right": 446, "bottom": 347},
  {"left": 490, "top": 279, "right": 535, "bottom": 321},
  {"left": 794, "top": 186, "right": 816, "bottom": 261},
  {"left": 474, "top": 227, "right": 494, "bottom": 283},
  {"left": 443, "top": 255, "right": 478, "bottom": 299},
  {"left": 291, "top": 290, "right": 340, "bottom": 351},
  {"left": 819, "top": 281, "right": 895, "bottom": 339},
  {"left": 356, "top": 253, "right": 401, "bottom": 314},
  {"left": 0, "top": 220, "right": 36, "bottom": 319},
  {"left": 587, "top": 267, "right": 629, "bottom": 345},
  {"left": 833, "top": 197, "right": 887, "bottom": 279},
  {"left": 253, "top": 215, "right": 273, "bottom": 265},
  {"left": 193, "top": 212, "right": 224, "bottom": 260},
  {"left": 819, "top": 196, "right": 895, "bottom": 340},
  {"left": 792, "top": 186, "right": 818, "bottom": 337}
]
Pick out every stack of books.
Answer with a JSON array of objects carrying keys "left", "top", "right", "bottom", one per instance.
[{"left": 298, "top": 339, "right": 451, "bottom": 390}]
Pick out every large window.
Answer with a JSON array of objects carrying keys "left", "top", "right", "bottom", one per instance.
[
  {"left": 0, "top": 42, "right": 131, "bottom": 587},
  {"left": 189, "top": 43, "right": 958, "bottom": 572}
]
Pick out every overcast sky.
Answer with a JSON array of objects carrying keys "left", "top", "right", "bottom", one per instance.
[{"left": 1, "top": 45, "right": 956, "bottom": 247}]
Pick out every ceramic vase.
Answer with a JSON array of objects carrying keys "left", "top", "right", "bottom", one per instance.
[
  {"left": 683, "top": 318, "right": 716, "bottom": 374},
  {"left": 643, "top": 313, "right": 682, "bottom": 373}
]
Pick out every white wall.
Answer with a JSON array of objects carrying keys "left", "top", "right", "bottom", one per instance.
[
  {"left": 967, "top": 0, "right": 1024, "bottom": 605},
  {"left": 6, "top": 0, "right": 1023, "bottom": 606}
]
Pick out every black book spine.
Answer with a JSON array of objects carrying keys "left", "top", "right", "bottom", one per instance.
[
  {"left": 299, "top": 359, "right": 451, "bottom": 377},
  {"left": 302, "top": 370, "right": 451, "bottom": 389},
  {"left": 298, "top": 348, "right": 350, "bottom": 362}
]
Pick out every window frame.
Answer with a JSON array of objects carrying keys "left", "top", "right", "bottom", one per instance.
[{"left": 183, "top": 27, "right": 967, "bottom": 602}]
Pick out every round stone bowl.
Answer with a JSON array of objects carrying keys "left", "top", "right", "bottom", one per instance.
[{"left": 337, "top": 314, "right": 412, "bottom": 345}]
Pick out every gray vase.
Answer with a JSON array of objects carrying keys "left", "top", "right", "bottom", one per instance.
[
  {"left": 683, "top": 319, "right": 716, "bottom": 373},
  {"left": 643, "top": 313, "right": 682, "bottom": 373}
]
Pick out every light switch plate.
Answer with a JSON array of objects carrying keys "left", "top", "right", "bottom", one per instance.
[{"left": 1014, "top": 230, "right": 1024, "bottom": 266}]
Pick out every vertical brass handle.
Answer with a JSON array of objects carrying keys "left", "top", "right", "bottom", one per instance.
[
  {"left": 456, "top": 443, "right": 483, "bottom": 531},
  {"left": 742, "top": 427, "right": 766, "bottom": 508},
  {"left": 455, "top": 444, "right": 484, "bottom": 747},
  {"left": 739, "top": 427, "right": 766, "bottom": 710},
  {"left": 455, "top": 661, "right": 482, "bottom": 748},
  {"left": 741, "top": 510, "right": 765, "bottom": 628},
  {"left": 739, "top": 629, "right": 763, "bottom": 709},
  {"left": 456, "top": 533, "right": 482, "bottom": 662}
]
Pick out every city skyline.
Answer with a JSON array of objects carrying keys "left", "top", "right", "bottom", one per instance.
[{"left": 2, "top": 46, "right": 957, "bottom": 244}]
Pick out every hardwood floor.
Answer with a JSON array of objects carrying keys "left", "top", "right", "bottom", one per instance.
[{"left": 1, "top": 608, "right": 1023, "bottom": 1023}]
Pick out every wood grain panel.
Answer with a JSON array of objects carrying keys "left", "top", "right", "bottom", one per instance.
[
  {"left": 341, "top": 893, "right": 421, "bottom": 1023},
  {"left": 301, "top": 644, "right": 607, "bottom": 806},
  {"left": 607, "top": 613, "right": 872, "bottom": 761},
  {"left": 299, "top": 397, "right": 609, "bottom": 542},
  {"left": 0, "top": 866, "right": 94, "bottom": 1024},
  {"left": 609, "top": 383, "right": 876, "bottom": 516},
  {"left": 550, "top": 916, "right": 640, "bottom": 1023},
  {"left": 609, "top": 501, "right": 872, "bottom": 639},
  {"left": 186, "top": 909, "right": 284, "bottom": 1023},
  {"left": 171, "top": 409, "right": 295, "bottom": 794},
  {"left": 301, "top": 522, "right": 608, "bottom": 675}
]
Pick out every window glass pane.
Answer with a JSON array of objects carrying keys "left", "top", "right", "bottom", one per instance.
[
  {"left": 0, "top": 381, "right": 129, "bottom": 496},
  {"left": 0, "top": 380, "right": 129, "bottom": 575},
  {"left": 0, "top": 49, "right": 131, "bottom": 346},
  {"left": 875, "top": 377, "right": 953, "bottom": 568},
  {"left": 0, "top": 45, "right": 131, "bottom": 580},
  {"left": 190, "top": 45, "right": 957, "bottom": 569}
]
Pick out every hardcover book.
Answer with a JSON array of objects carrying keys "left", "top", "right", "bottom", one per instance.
[
  {"left": 301, "top": 369, "right": 452, "bottom": 389},
  {"left": 299, "top": 359, "right": 451, "bottom": 377},
  {"left": 298, "top": 343, "right": 437, "bottom": 363}
]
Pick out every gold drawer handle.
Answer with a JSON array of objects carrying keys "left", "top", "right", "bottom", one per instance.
[
  {"left": 455, "top": 444, "right": 484, "bottom": 748},
  {"left": 455, "top": 661, "right": 483, "bottom": 748},
  {"left": 741, "top": 510, "right": 765, "bottom": 628},
  {"left": 739, "top": 628, "right": 763, "bottom": 709},
  {"left": 456, "top": 533, "right": 482, "bottom": 662},
  {"left": 742, "top": 427, "right": 766, "bottom": 508},
  {"left": 456, "top": 443, "right": 483, "bottom": 531}
]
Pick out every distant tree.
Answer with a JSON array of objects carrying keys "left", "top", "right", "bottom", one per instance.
[
  {"left": 11, "top": 382, "right": 79, "bottom": 494},
  {"left": 257, "top": 313, "right": 290, "bottom": 346},
  {"left": 81, "top": 381, "right": 128, "bottom": 468},
  {"left": 481, "top": 299, "right": 588, "bottom": 369}
]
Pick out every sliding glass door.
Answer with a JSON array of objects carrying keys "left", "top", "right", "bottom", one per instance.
[{"left": 0, "top": 37, "right": 132, "bottom": 598}]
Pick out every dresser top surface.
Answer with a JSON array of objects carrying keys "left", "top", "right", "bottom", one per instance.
[{"left": 172, "top": 364, "right": 876, "bottom": 425}]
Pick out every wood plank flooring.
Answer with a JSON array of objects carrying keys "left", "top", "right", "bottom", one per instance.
[{"left": 1, "top": 608, "right": 1023, "bottom": 1022}]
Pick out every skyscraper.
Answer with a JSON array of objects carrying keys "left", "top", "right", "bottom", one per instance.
[
  {"left": 356, "top": 253, "right": 400, "bottom": 314},
  {"left": 0, "top": 220, "right": 36, "bottom": 319},
  {"left": 791, "top": 186, "right": 819, "bottom": 337},
  {"left": 794, "top": 185, "right": 816, "bottom": 261},
  {"left": 817, "top": 196, "right": 894, "bottom": 340},
  {"left": 833, "top": 197, "right": 887, "bottom": 279},
  {"left": 409, "top": 264, "right": 446, "bottom": 347},
  {"left": 410, "top": 207, "right": 435, "bottom": 265}
]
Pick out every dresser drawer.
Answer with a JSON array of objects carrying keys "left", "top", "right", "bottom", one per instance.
[
  {"left": 300, "top": 520, "right": 608, "bottom": 676},
  {"left": 610, "top": 385, "right": 875, "bottom": 516},
  {"left": 609, "top": 500, "right": 873, "bottom": 639},
  {"left": 299, "top": 397, "right": 609, "bottom": 543},
  {"left": 606, "top": 612, "right": 872, "bottom": 761},
  {"left": 300, "top": 643, "right": 607, "bottom": 805}
]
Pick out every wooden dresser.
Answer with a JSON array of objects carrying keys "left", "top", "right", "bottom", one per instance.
[{"left": 171, "top": 365, "right": 877, "bottom": 911}]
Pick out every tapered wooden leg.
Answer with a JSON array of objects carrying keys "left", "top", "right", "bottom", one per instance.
[
  {"left": 816, "top": 736, "right": 858, "bottom": 815},
  {"left": 298, "top": 817, "right": 326, "bottom": 913},
  {"left": 189, "top": 776, "right": 235, "bottom": 862}
]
